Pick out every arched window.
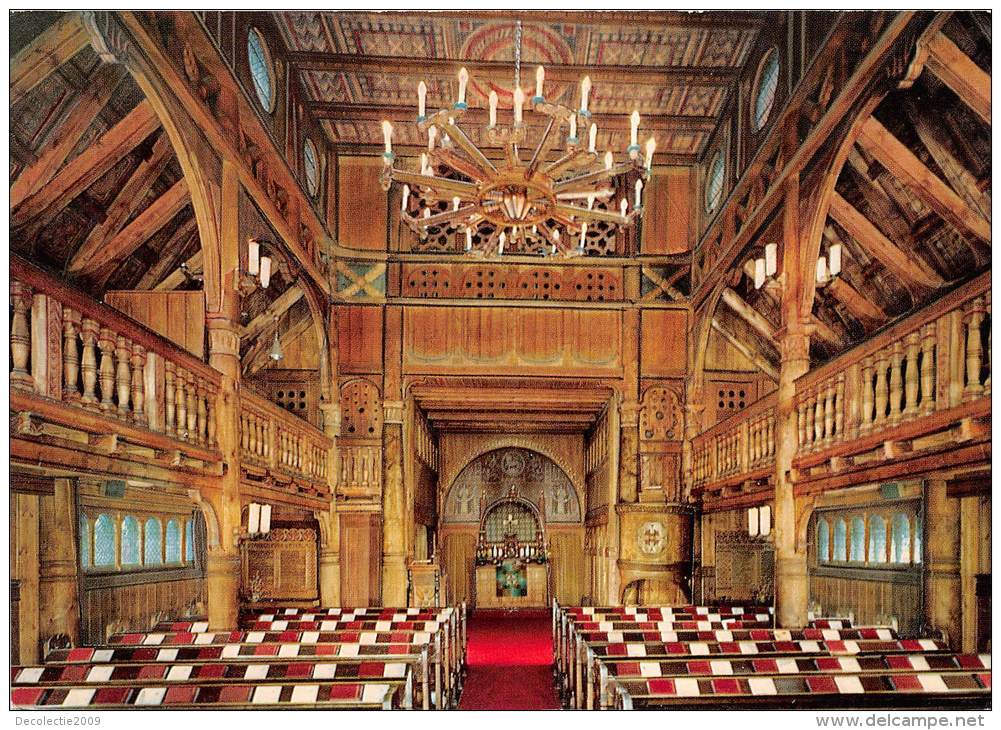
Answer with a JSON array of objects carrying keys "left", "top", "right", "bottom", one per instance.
[
  {"left": 833, "top": 518, "right": 847, "bottom": 561},
  {"left": 752, "top": 47, "right": 780, "bottom": 131},
  {"left": 94, "top": 514, "right": 115, "bottom": 567},
  {"left": 891, "top": 512, "right": 911, "bottom": 563},
  {"left": 303, "top": 138, "right": 320, "bottom": 198},
  {"left": 165, "top": 520, "right": 182, "bottom": 563},
  {"left": 816, "top": 518, "right": 830, "bottom": 563},
  {"left": 79, "top": 515, "right": 91, "bottom": 568},
  {"left": 247, "top": 27, "right": 275, "bottom": 113},
  {"left": 121, "top": 516, "right": 141, "bottom": 566},
  {"left": 705, "top": 150, "right": 725, "bottom": 214},
  {"left": 185, "top": 517, "right": 195, "bottom": 563},
  {"left": 849, "top": 516, "right": 866, "bottom": 562},
  {"left": 868, "top": 515, "right": 887, "bottom": 564},
  {"left": 144, "top": 518, "right": 163, "bottom": 565}
]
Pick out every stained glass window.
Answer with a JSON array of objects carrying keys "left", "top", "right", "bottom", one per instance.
[
  {"left": 913, "top": 515, "right": 922, "bottom": 564},
  {"left": 868, "top": 515, "right": 887, "bottom": 563},
  {"left": 816, "top": 518, "right": 830, "bottom": 562},
  {"left": 891, "top": 512, "right": 911, "bottom": 563},
  {"left": 753, "top": 48, "right": 780, "bottom": 131},
  {"left": 849, "top": 516, "right": 866, "bottom": 562},
  {"left": 79, "top": 515, "right": 91, "bottom": 568},
  {"left": 185, "top": 518, "right": 195, "bottom": 563},
  {"left": 144, "top": 518, "right": 162, "bottom": 565},
  {"left": 94, "top": 514, "right": 115, "bottom": 567},
  {"left": 833, "top": 518, "right": 847, "bottom": 561},
  {"left": 303, "top": 138, "right": 320, "bottom": 197},
  {"left": 247, "top": 28, "right": 274, "bottom": 113},
  {"left": 165, "top": 520, "right": 182, "bottom": 563},
  {"left": 705, "top": 150, "right": 725, "bottom": 213},
  {"left": 121, "top": 516, "right": 141, "bottom": 566}
]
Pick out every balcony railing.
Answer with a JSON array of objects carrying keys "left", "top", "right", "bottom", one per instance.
[
  {"left": 691, "top": 392, "right": 777, "bottom": 492},
  {"left": 10, "top": 255, "right": 221, "bottom": 464}
]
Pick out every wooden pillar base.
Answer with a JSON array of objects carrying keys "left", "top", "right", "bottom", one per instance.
[
  {"left": 38, "top": 558, "right": 80, "bottom": 645},
  {"left": 382, "top": 555, "right": 408, "bottom": 607},
  {"left": 775, "top": 554, "right": 809, "bottom": 628},
  {"left": 318, "top": 548, "right": 341, "bottom": 607},
  {"left": 206, "top": 551, "right": 240, "bottom": 629}
]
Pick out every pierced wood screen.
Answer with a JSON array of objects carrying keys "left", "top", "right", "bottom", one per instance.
[
  {"left": 248, "top": 369, "right": 321, "bottom": 428},
  {"left": 714, "top": 530, "right": 774, "bottom": 603},
  {"left": 241, "top": 527, "right": 318, "bottom": 601}
]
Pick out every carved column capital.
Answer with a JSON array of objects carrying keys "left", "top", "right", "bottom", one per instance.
[
  {"left": 205, "top": 317, "right": 241, "bottom": 358},
  {"left": 81, "top": 11, "right": 133, "bottom": 65},
  {"left": 618, "top": 402, "right": 641, "bottom": 428},
  {"left": 383, "top": 400, "right": 405, "bottom": 425}
]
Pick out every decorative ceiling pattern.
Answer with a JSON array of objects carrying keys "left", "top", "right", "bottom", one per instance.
[{"left": 276, "top": 11, "right": 764, "bottom": 157}]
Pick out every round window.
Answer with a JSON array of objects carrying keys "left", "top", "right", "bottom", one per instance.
[
  {"left": 247, "top": 27, "right": 275, "bottom": 113},
  {"left": 303, "top": 138, "right": 320, "bottom": 197},
  {"left": 705, "top": 150, "right": 725, "bottom": 214},
  {"left": 752, "top": 47, "right": 779, "bottom": 131}
]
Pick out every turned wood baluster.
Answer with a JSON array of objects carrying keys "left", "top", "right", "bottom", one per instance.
[
  {"left": 130, "top": 343, "right": 147, "bottom": 425},
  {"left": 823, "top": 380, "right": 835, "bottom": 447},
  {"left": 903, "top": 331, "right": 921, "bottom": 418},
  {"left": 196, "top": 380, "right": 207, "bottom": 443},
  {"left": 985, "top": 292, "right": 992, "bottom": 397},
  {"left": 114, "top": 336, "right": 131, "bottom": 418},
  {"left": 164, "top": 362, "right": 176, "bottom": 433},
  {"left": 964, "top": 296, "right": 985, "bottom": 401},
  {"left": 888, "top": 340, "right": 904, "bottom": 426},
  {"left": 80, "top": 318, "right": 100, "bottom": 408},
  {"left": 239, "top": 413, "right": 248, "bottom": 454},
  {"left": 873, "top": 349, "right": 889, "bottom": 429},
  {"left": 206, "top": 384, "right": 217, "bottom": 447},
  {"left": 797, "top": 398, "right": 807, "bottom": 451},
  {"left": 246, "top": 413, "right": 257, "bottom": 456},
  {"left": 767, "top": 414, "right": 775, "bottom": 458},
  {"left": 97, "top": 328, "right": 116, "bottom": 413},
  {"left": 10, "top": 280, "right": 33, "bottom": 389},
  {"left": 62, "top": 308, "right": 82, "bottom": 401},
  {"left": 184, "top": 372, "right": 197, "bottom": 439},
  {"left": 175, "top": 370, "right": 188, "bottom": 439},
  {"left": 859, "top": 356, "right": 875, "bottom": 436},
  {"left": 920, "top": 323, "right": 937, "bottom": 415},
  {"left": 812, "top": 389, "right": 823, "bottom": 448},
  {"left": 834, "top": 373, "right": 845, "bottom": 441}
]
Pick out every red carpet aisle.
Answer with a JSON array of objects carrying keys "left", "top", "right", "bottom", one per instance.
[{"left": 458, "top": 609, "right": 561, "bottom": 710}]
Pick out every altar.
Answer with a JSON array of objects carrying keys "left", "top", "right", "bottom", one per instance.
[{"left": 475, "top": 560, "right": 550, "bottom": 609}]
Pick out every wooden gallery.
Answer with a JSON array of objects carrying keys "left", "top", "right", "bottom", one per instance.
[{"left": 7, "top": 9, "right": 992, "bottom": 712}]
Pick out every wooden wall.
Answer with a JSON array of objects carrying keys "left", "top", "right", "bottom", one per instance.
[
  {"left": 641, "top": 166, "right": 693, "bottom": 254},
  {"left": 338, "top": 512, "right": 382, "bottom": 606},
  {"left": 810, "top": 573, "right": 921, "bottom": 635},
  {"left": 104, "top": 290, "right": 205, "bottom": 358},
  {"left": 79, "top": 578, "right": 205, "bottom": 646},
  {"left": 337, "top": 156, "right": 389, "bottom": 249}
]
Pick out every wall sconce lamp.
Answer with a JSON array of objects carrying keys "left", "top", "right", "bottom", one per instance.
[
  {"left": 747, "top": 505, "right": 771, "bottom": 538},
  {"left": 245, "top": 502, "right": 272, "bottom": 539},
  {"left": 239, "top": 238, "right": 288, "bottom": 296},
  {"left": 751, "top": 243, "right": 779, "bottom": 290},
  {"left": 815, "top": 242, "right": 843, "bottom": 287}
]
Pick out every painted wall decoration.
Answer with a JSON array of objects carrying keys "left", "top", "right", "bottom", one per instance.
[{"left": 444, "top": 447, "right": 581, "bottom": 524}]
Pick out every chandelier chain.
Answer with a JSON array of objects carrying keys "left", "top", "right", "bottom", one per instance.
[{"left": 514, "top": 20, "right": 522, "bottom": 92}]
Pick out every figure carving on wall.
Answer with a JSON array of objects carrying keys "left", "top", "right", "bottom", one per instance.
[{"left": 640, "top": 386, "right": 683, "bottom": 441}]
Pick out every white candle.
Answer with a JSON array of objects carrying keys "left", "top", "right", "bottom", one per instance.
[
  {"left": 248, "top": 503, "right": 261, "bottom": 535},
  {"left": 619, "top": 198, "right": 628, "bottom": 217},
  {"left": 401, "top": 185, "right": 410, "bottom": 214},
  {"left": 381, "top": 120, "right": 393, "bottom": 154},
  {"left": 452, "top": 196, "right": 460, "bottom": 212},
  {"left": 569, "top": 113, "right": 577, "bottom": 140},
  {"left": 604, "top": 150, "right": 613, "bottom": 170},
  {"left": 465, "top": 228, "right": 472, "bottom": 251},
  {"left": 417, "top": 81, "right": 427, "bottom": 118},
  {"left": 634, "top": 179, "right": 643, "bottom": 208},
  {"left": 420, "top": 152, "right": 429, "bottom": 176},
  {"left": 457, "top": 67, "right": 469, "bottom": 105},
  {"left": 428, "top": 126, "right": 437, "bottom": 151},
  {"left": 259, "top": 256, "right": 272, "bottom": 289},
  {"left": 489, "top": 90, "right": 498, "bottom": 127},
  {"left": 499, "top": 230, "right": 506, "bottom": 255},
  {"left": 816, "top": 256, "right": 829, "bottom": 284},
  {"left": 754, "top": 257, "right": 766, "bottom": 289},
  {"left": 588, "top": 123, "right": 597, "bottom": 153},
  {"left": 513, "top": 87, "right": 525, "bottom": 124},
  {"left": 765, "top": 243, "right": 778, "bottom": 276},
  {"left": 579, "top": 223, "right": 587, "bottom": 249},
  {"left": 587, "top": 194, "right": 595, "bottom": 211},
  {"left": 424, "top": 208, "right": 431, "bottom": 220},
  {"left": 630, "top": 110, "right": 640, "bottom": 148},
  {"left": 829, "top": 243, "right": 842, "bottom": 276},
  {"left": 580, "top": 75, "right": 591, "bottom": 113},
  {"left": 259, "top": 504, "right": 271, "bottom": 534},
  {"left": 645, "top": 136, "right": 656, "bottom": 170},
  {"left": 535, "top": 65, "right": 545, "bottom": 98},
  {"left": 248, "top": 240, "right": 260, "bottom": 276}
]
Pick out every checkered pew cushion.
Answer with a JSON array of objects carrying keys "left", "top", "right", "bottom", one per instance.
[
  {"left": 11, "top": 681, "right": 401, "bottom": 709},
  {"left": 612, "top": 671, "right": 990, "bottom": 704},
  {"left": 809, "top": 619, "right": 854, "bottom": 630},
  {"left": 570, "top": 619, "right": 773, "bottom": 631},
  {"left": 572, "top": 627, "right": 897, "bottom": 644},
  {"left": 600, "top": 654, "right": 991, "bottom": 679},
  {"left": 241, "top": 608, "right": 447, "bottom": 624},
  {"left": 239, "top": 619, "right": 447, "bottom": 632},
  {"left": 587, "top": 638, "right": 950, "bottom": 658},
  {"left": 43, "top": 643, "right": 425, "bottom": 665},
  {"left": 567, "top": 606, "right": 772, "bottom": 618},
  {"left": 109, "top": 628, "right": 440, "bottom": 647},
  {"left": 14, "top": 659, "right": 413, "bottom": 686}
]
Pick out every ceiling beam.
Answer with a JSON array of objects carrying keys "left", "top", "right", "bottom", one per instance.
[
  {"left": 10, "top": 12, "right": 91, "bottom": 108},
  {"left": 240, "top": 286, "right": 305, "bottom": 341},
  {"left": 856, "top": 117, "right": 990, "bottom": 243},
  {"left": 310, "top": 102, "right": 717, "bottom": 133},
  {"left": 824, "top": 276, "right": 887, "bottom": 325},
  {"left": 9, "top": 64, "right": 125, "bottom": 209},
  {"left": 344, "top": 10, "right": 767, "bottom": 28},
  {"left": 13, "top": 101, "right": 162, "bottom": 228},
  {"left": 924, "top": 31, "right": 990, "bottom": 126},
  {"left": 720, "top": 287, "right": 778, "bottom": 345},
  {"left": 153, "top": 249, "right": 202, "bottom": 292},
  {"left": 290, "top": 52, "right": 740, "bottom": 86},
  {"left": 67, "top": 178, "right": 190, "bottom": 276},
  {"left": 828, "top": 191, "right": 945, "bottom": 290},
  {"left": 710, "top": 318, "right": 778, "bottom": 381},
  {"left": 244, "top": 311, "right": 313, "bottom": 376},
  {"left": 137, "top": 219, "right": 199, "bottom": 290}
]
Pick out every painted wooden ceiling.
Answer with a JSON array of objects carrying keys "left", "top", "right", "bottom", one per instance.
[{"left": 276, "top": 11, "right": 766, "bottom": 158}]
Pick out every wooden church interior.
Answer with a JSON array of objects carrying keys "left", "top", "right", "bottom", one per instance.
[{"left": 8, "top": 10, "right": 992, "bottom": 711}]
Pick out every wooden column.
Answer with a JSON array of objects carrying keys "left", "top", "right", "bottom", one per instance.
[
  {"left": 618, "top": 308, "right": 641, "bottom": 504},
  {"left": 774, "top": 173, "right": 810, "bottom": 628},
  {"left": 381, "top": 305, "right": 407, "bottom": 606},
  {"left": 11, "top": 492, "right": 40, "bottom": 664},
  {"left": 318, "top": 400, "right": 341, "bottom": 607},
  {"left": 924, "top": 478, "right": 961, "bottom": 646},
  {"left": 37, "top": 479, "right": 81, "bottom": 646}
]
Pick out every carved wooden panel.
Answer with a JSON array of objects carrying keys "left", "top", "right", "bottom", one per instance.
[
  {"left": 339, "top": 378, "right": 382, "bottom": 438},
  {"left": 401, "top": 263, "right": 623, "bottom": 302},
  {"left": 640, "top": 386, "right": 683, "bottom": 441},
  {"left": 714, "top": 530, "right": 774, "bottom": 603},
  {"left": 241, "top": 527, "right": 318, "bottom": 601},
  {"left": 403, "top": 306, "right": 621, "bottom": 375},
  {"left": 80, "top": 578, "right": 205, "bottom": 646},
  {"left": 248, "top": 369, "right": 321, "bottom": 428}
]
